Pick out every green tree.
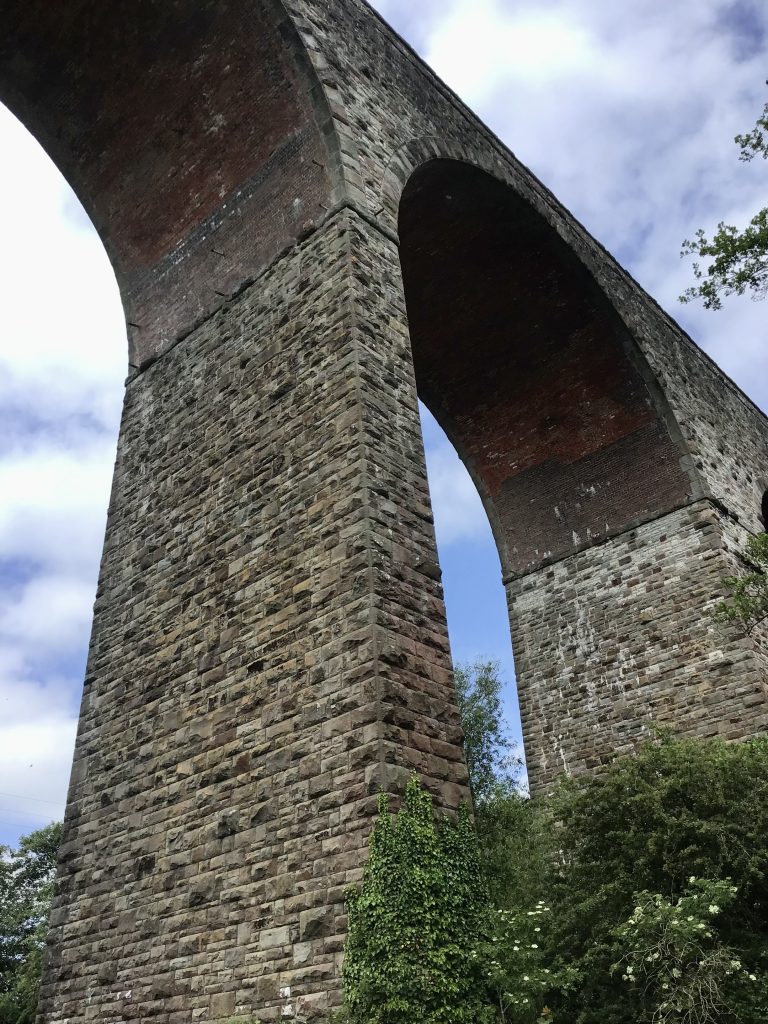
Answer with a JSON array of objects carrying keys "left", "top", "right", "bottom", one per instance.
[
  {"left": 0, "top": 823, "right": 61, "bottom": 1024},
  {"left": 454, "top": 660, "right": 520, "bottom": 805},
  {"left": 680, "top": 87, "right": 768, "bottom": 309},
  {"left": 343, "top": 777, "right": 494, "bottom": 1024},
  {"left": 544, "top": 733, "right": 768, "bottom": 1024},
  {"left": 474, "top": 787, "right": 549, "bottom": 914},
  {"left": 454, "top": 663, "right": 562, "bottom": 1021},
  {"left": 453, "top": 661, "right": 544, "bottom": 913},
  {"left": 716, "top": 532, "right": 768, "bottom": 636}
]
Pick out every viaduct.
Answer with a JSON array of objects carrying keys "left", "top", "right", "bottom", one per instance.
[{"left": 1, "top": 0, "right": 767, "bottom": 1020}]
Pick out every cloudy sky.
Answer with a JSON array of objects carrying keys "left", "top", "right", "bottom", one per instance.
[{"left": 0, "top": 0, "right": 766, "bottom": 846}]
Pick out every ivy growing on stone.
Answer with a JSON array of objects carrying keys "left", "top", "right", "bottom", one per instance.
[{"left": 342, "top": 777, "right": 494, "bottom": 1024}]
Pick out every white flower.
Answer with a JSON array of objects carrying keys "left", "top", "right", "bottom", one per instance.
[{"left": 708, "top": 904, "right": 720, "bottom": 915}]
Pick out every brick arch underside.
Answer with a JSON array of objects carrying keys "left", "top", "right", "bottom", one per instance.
[
  {"left": 398, "top": 160, "right": 693, "bottom": 578},
  {"left": 0, "top": 0, "right": 338, "bottom": 367}
]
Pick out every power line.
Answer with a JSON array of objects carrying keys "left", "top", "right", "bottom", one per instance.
[{"left": 0, "top": 790, "right": 63, "bottom": 807}]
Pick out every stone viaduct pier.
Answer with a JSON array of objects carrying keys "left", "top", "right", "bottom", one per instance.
[{"left": 1, "top": 0, "right": 766, "bottom": 1019}]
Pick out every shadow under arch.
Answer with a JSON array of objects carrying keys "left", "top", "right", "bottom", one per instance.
[{"left": 398, "top": 158, "right": 696, "bottom": 583}]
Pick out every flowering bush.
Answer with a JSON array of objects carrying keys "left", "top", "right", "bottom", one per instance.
[
  {"left": 482, "top": 901, "right": 570, "bottom": 1023},
  {"left": 544, "top": 733, "right": 768, "bottom": 1023},
  {"left": 612, "top": 878, "right": 766, "bottom": 1023}
]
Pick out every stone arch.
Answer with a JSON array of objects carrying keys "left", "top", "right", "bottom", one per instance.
[
  {"left": 0, "top": 0, "right": 344, "bottom": 368},
  {"left": 397, "top": 157, "right": 697, "bottom": 580},
  {"left": 381, "top": 135, "right": 514, "bottom": 232}
]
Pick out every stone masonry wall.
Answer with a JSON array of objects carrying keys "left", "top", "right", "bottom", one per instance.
[
  {"left": 287, "top": 0, "right": 768, "bottom": 538},
  {"left": 286, "top": 0, "right": 768, "bottom": 790},
  {"left": 510, "top": 501, "right": 768, "bottom": 788},
  {"left": 38, "top": 208, "right": 468, "bottom": 1023}
]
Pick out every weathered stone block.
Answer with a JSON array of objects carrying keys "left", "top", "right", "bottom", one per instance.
[{"left": 299, "top": 907, "right": 334, "bottom": 941}]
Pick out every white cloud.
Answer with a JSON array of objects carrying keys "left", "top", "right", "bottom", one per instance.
[
  {"left": 0, "top": 106, "right": 123, "bottom": 844},
  {"left": 0, "top": 715, "right": 76, "bottom": 837},
  {"left": 0, "top": 575, "right": 95, "bottom": 654},
  {"left": 0, "top": 440, "right": 115, "bottom": 574},
  {"left": 0, "top": 657, "right": 78, "bottom": 838},
  {"left": 425, "top": 442, "right": 489, "bottom": 547},
  {"left": 0, "top": 104, "right": 126, "bottom": 436},
  {"left": 427, "top": 1, "right": 598, "bottom": 103},
  {"left": 420, "top": 405, "right": 490, "bottom": 546}
]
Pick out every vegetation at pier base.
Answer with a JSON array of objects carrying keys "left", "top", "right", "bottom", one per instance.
[
  {"left": 542, "top": 733, "right": 768, "bottom": 1024},
  {"left": 0, "top": 823, "right": 61, "bottom": 1024},
  {"left": 342, "top": 777, "right": 494, "bottom": 1024},
  {"left": 341, "top": 714, "right": 768, "bottom": 1022}
]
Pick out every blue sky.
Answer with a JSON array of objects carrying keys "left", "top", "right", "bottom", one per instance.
[{"left": 1, "top": 0, "right": 766, "bottom": 847}]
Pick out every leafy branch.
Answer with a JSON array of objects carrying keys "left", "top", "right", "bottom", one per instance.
[
  {"left": 681, "top": 87, "right": 768, "bottom": 309},
  {"left": 715, "top": 533, "right": 768, "bottom": 635}
]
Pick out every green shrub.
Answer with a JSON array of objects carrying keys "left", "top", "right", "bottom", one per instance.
[{"left": 544, "top": 733, "right": 768, "bottom": 1023}]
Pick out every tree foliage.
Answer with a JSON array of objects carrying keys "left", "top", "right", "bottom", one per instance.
[
  {"left": 454, "top": 660, "right": 521, "bottom": 806},
  {"left": 715, "top": 532, "right": 768, "bottom": 636},
  {"left": 474, "top": 788, "right": 548, "bottom": 914},
  {"left": 681, "top": 89, "right": 768, "bottom": 309},
  {"left": 0, "top": 823, "right": 61, "bottom": 1024},
  {"left": 453, "top": 662, "right": 549, "bottom": 914},
  {"left": 544, "top": 733, "right": 768, "bottom": 1024}
]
